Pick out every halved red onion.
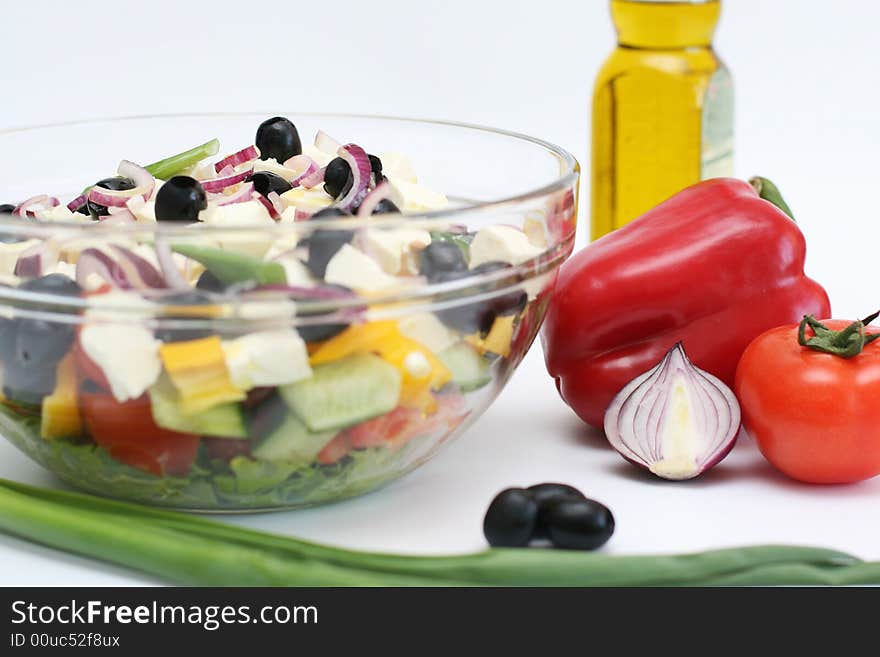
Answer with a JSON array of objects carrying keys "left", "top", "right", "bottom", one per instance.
[
  {"left": 112, "top": 245, "right": 166, "bottom": 288},
  {"left": 76, "top": 248, "right": 131, "bottom": 289},
  {"left": 14, "top": 241, "right": 58, "bottom": 277},
  {"left": 88, "top": 187, "right": 133, "bottom": 208},
  {"left": 298, "top": 165, "right": 325, "bottom": 189},
  {"left": 211, "top": 182, "right": 256, "bottom": 206},
  {"left": 117, "top": 160, "right": 155, "bottom": 200},
  {"left": 603, "top": 342, "right": 741, "bottom": 481},
  {"left": 335, "top": 144, "right": 371, "bottom": 211},
  {"left": 253, "top": 192, "right": 282, "bottom": 220},
  {"left": 356, "top": 181, "right": 404, "bottom": 217},
  {"left": 215, "top": 145, "right": 260, "bottom": 173},
  {"left": 202, "top": 168, "right": 252, "bottom": 193},
  {"left": 66, "top": 194, "right": 88, "bottom": 212},
  {"left": 314, "top": 130, "right": 341, "bottom": 154},
  {"left": 155, "top": 236, "right": 190, "bottom": 290}
]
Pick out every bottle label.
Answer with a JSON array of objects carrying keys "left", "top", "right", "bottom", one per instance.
[{"left": 701, "top": 66, "right": 734, "bottom": 178}]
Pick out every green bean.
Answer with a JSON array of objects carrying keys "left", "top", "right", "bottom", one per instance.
[
  {"left": 0, "top": 479, "right": 875, "bottom": 586},
  {"left": 145, "top": 138, "right": 219, "bottom": 181}
]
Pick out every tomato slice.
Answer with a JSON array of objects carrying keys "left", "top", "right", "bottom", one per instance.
[
  {"left": 73, "top": 337, "right": 112, "bottom": 393},
  {"left": 79, "top": 389, "right": 200, "bottom": 477}
]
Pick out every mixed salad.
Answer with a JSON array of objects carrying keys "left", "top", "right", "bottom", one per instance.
[{"left": 0, "top": 116, "right": 556, "bottom": 509}]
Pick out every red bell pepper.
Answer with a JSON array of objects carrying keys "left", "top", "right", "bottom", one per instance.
[{"left": 542, "top": 177, "right": 831, "bottom": 429}]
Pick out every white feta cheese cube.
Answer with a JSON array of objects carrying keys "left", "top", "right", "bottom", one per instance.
[
  {"left": 324, "top": 244, "right": 399, "bottom": 293},
  {"left": 222, "top": 330, "right": 311, "bottom": 389},
  {"left": 362, "top": 227, "right": 431, "bottom": 275},
  {"left": 469, "top": 225, "right": 544, "bottom": 268},
  {"left": 79, "top": 323, "right": 162, "bottom": 402}
]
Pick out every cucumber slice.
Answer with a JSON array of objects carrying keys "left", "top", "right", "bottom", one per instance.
[
  {"left": 149, "top": 375, "right": 247, "bottom": 439},
  {"left": 280, "top": 353, "right": 401, "bottom": 432},
  {"left": 438, "top": 343, "right": 492, "bottom": 393},
  {"left": 252, "top": 412, "right": 335, "bottom": 463}
]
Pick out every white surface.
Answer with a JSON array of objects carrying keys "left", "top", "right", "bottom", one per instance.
[{"left": 2, "top": 0, "right": 880, "bottom": 585}]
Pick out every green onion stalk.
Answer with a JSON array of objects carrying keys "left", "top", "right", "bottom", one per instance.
[{"left": 1, "top": 479, "right": 878, "bottom": 587}]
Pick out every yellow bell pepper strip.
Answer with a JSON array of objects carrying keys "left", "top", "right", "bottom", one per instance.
[
  {"left": 41, "top": 354, "right": 82, "bottom": 440},
  {"left": 466, "top": 315, "right": 515, "bottom": 358},
  {"left": 159, "top": 337, "right": 244, "bottom": 415},
  {"left": 309, "top": 321, "right": 451, "bottom": 413}
]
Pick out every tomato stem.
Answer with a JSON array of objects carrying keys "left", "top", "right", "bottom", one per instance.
[{"left": 798, "top": 313, "right": 880, "bottom": 358}]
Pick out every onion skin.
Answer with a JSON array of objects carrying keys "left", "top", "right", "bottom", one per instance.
[{"left": 603, "top": 342, "right": 741, "bottom": 481}]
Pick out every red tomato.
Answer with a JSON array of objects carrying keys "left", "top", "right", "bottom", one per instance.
[
  {"left": 79, "top": 389, "right": 200, "bottom": 477},
  {"left": 735, "top": 319, "right": 880, "bottom": 484},
  {"left": 73, "top": 337, "right": 112, "bottom": 392}
]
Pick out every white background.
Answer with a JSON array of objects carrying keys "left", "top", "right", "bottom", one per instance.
[{"left": 1, "top": 0, "right": 879, "bottom": 585}]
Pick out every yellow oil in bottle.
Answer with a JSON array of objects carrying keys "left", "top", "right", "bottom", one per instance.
[{"left": 591, "top": 0, "right": 733, "bottom": 240}]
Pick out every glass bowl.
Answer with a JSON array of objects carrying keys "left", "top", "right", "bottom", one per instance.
[{"left": 0, "top": 113, "right": 578, "bottom": 511}]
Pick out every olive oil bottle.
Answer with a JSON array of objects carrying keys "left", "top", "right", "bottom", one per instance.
[{"left": 591, "top": 0, "right": 733, "bottom": 240}]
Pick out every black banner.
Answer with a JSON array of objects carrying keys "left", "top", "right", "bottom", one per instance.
[{"left": 0, "top": 586, "right": 873, "bottom": 653}]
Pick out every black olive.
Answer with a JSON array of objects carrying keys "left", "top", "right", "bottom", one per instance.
[
  {"left": 248, "top": 171, "right": 292, "bottom": 197},
  {"left": 292, "top": 284, "right": 352, "bottom": 343},
  {"left": 12, "top": 318, "right": 75, "bottom": 368},
  {"left": 87, "top": 176, "right": 136, "bottom": 219},
  {"left": 371, "top": 198, "right": 400, "bottom": 215},
  {"left": 256, "top": 116, "right": 302, "bottom": 163},
  {"left": 419, "top": 242, "right": 468, "bottom": 280},
  {"left": 527, "top": 483, "right": 586, "bottom": 539},
  {"left": 322, "top": 157, "right": 351, "bottom": 198},
  {"left": 323, "top": 155, "right": 383, "bottom": 199},
  {"left": 432, "top": 269, "right": 497, "bottom": 335},
  {"left": 154, "top": 290, "right": 215, "bottom": 343},
  {"left": 2, "top": 361, "right": 57, "bottom": 406},
  {"left": 310, "top": 206, "right": 351, "bottom": 220},
  {"left": 75, "top": 204, "right": 90, "bottom": 216},
  {"left": 195, "top": 269, "right": 227, "bottom": 293},
  {"left": 306, "top": 229, "right": 354, "bottom": 278},
  {"left": 545, "top": 499, "right": 615, "bottom": 551},
  {"left": 0, "top": 316, "right": 17, "bottom": 362},
  {"left": 154, "top": 176, "right": 207, "bottom": 222},
  {"left": 483, "top": 488, "right": 539, "bottom": 548},
  {"left": 246, "top": 389, "right": 289, "bottom": 440},
  {"left": 19, "top": 273, "right": 82, "bottom": 297},
  {"left": 0, "top": 204, "right": 23, "bottom": 244},
  {"left": 0, "top": 204, "right": 16, "bottom": 213},
  {"left": 472, "top": 261, "right": 528, "bottom": 317}
]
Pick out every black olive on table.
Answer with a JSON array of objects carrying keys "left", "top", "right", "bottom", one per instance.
[
  {"left": 545, "top": 499, "right": 615, "bottom": 551},
  {"left": 483, "top": 488, "right": 540, "bottom": 548},
  {"left": 248, "top": 171, "right": 292, "bottom": 197},
  {"left": 527, "top": 483, "right": 586, "bottom": 539},
  {"left": 256, "top": 117, "right": 302, "bottom": 163},
  {"left": 87, "top": 176, "right": 136, "bottom": 219},
  {"left": 305, "top": 229, "right": 354, "bottom": 279},
  {"left": 154, "top": 176, "right": 207, "bottom": 222}
]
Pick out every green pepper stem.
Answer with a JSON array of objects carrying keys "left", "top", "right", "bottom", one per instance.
[
  {"left": 749, "top": 176, "right": 795, "bottom": 220},
  {"left": 798, "top": 313, "right": 880, "bottom": 358}
]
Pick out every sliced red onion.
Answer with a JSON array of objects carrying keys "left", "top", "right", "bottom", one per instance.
[
  {"left": 298, "top": 165, "right": 325, "bottom": 189},
  {"left": 335, "top": 144, "right": 371, "bottom": 211},
  {"left": 117, "top": 160, "right": 155, "bottom": 200},
  {"left": 211, "top": 182, "right": 256, "bottom": 206},
  {"left": 14, "top": 241, "right": 58, "bottom": 277},
  {"left": 314, "top": 130, "right": 341, "bottom": 154},
  {"left": 88, "top": 187, "right": 133, "bottom": 208},
  {"left": 356, "top": 181, "right": 403, "bottom": 217},
  {"left": 253, "top": 192, "right": 282, "bottom": 220},
  {"left": 215, "top": 145, "right": 260, "bottom": 173},
  {"left": 112, "top": 245, "right": 166, "bottom": 289},
  {"left": 201, "top": 168, "right": 252, "bottom": 193},
  {"left": 76, "top": 248, "right": 131, "bottom": 289},
  {"left": 155, "top": 236, "right": 190, "bottom": 290},
  {"left": 284, "top": 155, "right": 321, "bottom": 187},
  {"left": 603, "top": 342, "right": 741, "bottom": 481},
  {"left": 66, "top": 193, "right": 88, "bottom": 212},
  {"left": 14, "top": 195, "right": 59, "bottom": 217},
  {"left": 294, "top": 209, "right": 311, "bottom": 222}
]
